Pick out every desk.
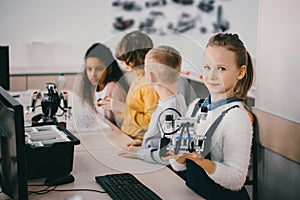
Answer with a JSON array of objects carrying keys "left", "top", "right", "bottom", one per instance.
[
  {"left": 26, "top": 117, "right": 202, "bottom": 200},
  {"left": 2, "top": 91, "right": 203, "bottom": 200}
]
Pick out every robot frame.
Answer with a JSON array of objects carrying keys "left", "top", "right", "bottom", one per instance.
[
  {"left": 29, "top": 83, "right": 71, "bottom": 126},
  {"left": 160, "top": 106, "right": 208, "bottom": 156}
]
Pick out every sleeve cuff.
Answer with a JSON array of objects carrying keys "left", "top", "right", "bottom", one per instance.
[{"left": 169, "top": 159, "right": 186, "bottom": 171}]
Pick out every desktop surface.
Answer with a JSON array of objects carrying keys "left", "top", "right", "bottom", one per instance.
[
  {"left": 24, "top": 150, "right": 202, "bottom": 200},
  {"left": 2, "top": 90, "right": 203, "bottom": 200}
]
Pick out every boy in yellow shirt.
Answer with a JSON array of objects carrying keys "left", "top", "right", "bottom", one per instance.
[{"left": 103, "top": 31, "right": 159, "bottom": 139}]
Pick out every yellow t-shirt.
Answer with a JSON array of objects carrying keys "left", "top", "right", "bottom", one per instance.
[{"left": 121, "top": 72, "right": 159, "bottom": 139}]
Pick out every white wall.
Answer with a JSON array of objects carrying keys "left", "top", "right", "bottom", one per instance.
[
  {"left": 255, "top": 0, "right": 300, "bottom": 123},
  {"left": 0, "top": 0, "right": 258, "bottom": 74},
  {"left": 0, "top": 0, "right": 112, "bottom": 69}
]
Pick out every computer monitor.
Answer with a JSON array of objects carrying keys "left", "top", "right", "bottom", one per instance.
[
  {"left": 0, "top": 46, "right": 10, "bottom": 90},
  {"left": 0, "top": 86, "right": 28, "bottom": 200}
]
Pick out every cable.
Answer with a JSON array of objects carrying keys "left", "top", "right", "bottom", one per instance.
[
  {"left": 28, "top": 186, "right": 56, "bottom": 195},
  {"left": 28, "top": 185, "right": 106, "bottom": 196},
  {"left": 50, "top": 188, "right": 106, "bottom": 193},
  {"left": 28, "top": 184, "right": 45, "bottom": 186},
  {"left": 56, "top": 105, "right": 66, "bottom": 116},
  {"left": 33, "top": 105, "right": 42, "bottom": 109},
  {"left": 158, "top": 107, "right": 182, "bottom": 135}
]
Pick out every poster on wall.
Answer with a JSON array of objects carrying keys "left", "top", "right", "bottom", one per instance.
[{"left": 111, "top": 0, "right": 231, "bottom": 39}]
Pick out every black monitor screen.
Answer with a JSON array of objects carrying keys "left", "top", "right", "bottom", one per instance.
[
  {"left": 0, "top": 86, "right": 27, "bottom": 199},
  {"left": 0, "top": 46, "right": 10, "bottom": 90}
]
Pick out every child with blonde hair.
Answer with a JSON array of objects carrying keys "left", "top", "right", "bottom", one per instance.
[
  {"left": 166, "top": 33, "right": 254, "bottom": 199},
  {"left": 119, "top": 45, "right": 187, "bottom": 165}
]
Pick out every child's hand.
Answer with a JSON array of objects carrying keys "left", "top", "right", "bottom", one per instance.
[
  {"left": 185, "top": 151, "right": 205, "bottom": 163},
  {"left": 162, "top": 151, "right": 190, "bottom": 164},
  {"left": 163, "top": 151, "right": 188, "bottom": 172},
  {"left": 97, "top": 96, "right": 112, "bottom": 110},
  {"left": 126, "top": 139, "right": 142, "bottom": 147},
  {"left": 118, "top": 146, "right": 141, "bottom": 159}
]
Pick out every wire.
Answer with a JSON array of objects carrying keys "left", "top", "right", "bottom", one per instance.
[
  {"left": 56, "top": 105, "right": 66, "bottom": 116},
  {"left": 28, "top": 185, "right": 106, "bottom": 196},
  {"left": 50, "top": 188, "right": 106, "bottom": 193},
  {"left": 28, "top": 186, "right": 56, "bottom": 195},
  {"left": 157, "top": 107, "right": 182, "bottom": 135},
  {"left": 28, "top": 184, "right": 45, "bottom": 186}
]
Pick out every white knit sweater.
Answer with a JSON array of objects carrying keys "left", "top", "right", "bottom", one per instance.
[
  {"left": 172, "top": 98, "right": 253, "bottom": 191},
  {"left": 136, "top": 93, "right": 187, "bottom": 165}
]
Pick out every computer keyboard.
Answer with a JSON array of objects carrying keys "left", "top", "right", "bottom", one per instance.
[{"left": 95, "top": 173, "right": 162, "bottom": 200}]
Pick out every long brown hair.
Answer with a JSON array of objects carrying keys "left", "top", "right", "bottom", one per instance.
[
  {"left": 80, "top": 43, "right": 127, "bottom": 108},
  {"left": 206, "top": 33, "right": 254, "bottom": 100}
]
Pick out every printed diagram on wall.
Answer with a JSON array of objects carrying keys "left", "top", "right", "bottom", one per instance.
[{"left": 111, "top": 0, "right": 231, "bottom": 37}]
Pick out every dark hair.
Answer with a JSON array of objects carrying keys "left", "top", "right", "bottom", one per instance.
[
  {"left": 80, "top": 43, "right": 127, "bottom": 108},
  {"left": 206, "top": 33, "right": 254, "bottom": 100},
  {"left": 115, "top": 31, "right": 153, "bottom": 68}
]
